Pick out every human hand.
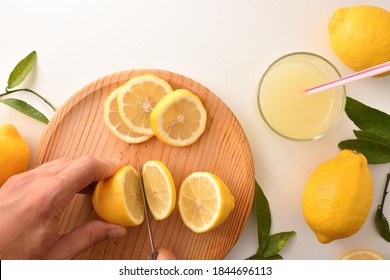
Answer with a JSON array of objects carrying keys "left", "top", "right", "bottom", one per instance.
[
  {"left": 156, "top": 247, "right": 177, "bottom": 260},
  {"left": 0, "top": 155, "right": 127, "bottom": 259}
]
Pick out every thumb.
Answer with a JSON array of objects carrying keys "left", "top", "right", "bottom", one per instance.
[{"left": 46, "top": 221, "right": 127, "bottom": 259}]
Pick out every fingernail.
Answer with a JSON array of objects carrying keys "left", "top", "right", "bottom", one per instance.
[{"left": 108, "top": 227, "right": 127, "bottom": 238}]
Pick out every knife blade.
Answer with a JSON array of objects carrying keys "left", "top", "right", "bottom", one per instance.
[{"left": 137, "top": 163, "right": 158, "bottom": 260}]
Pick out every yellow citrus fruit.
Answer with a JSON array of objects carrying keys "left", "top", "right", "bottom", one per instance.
[
  {"left": 178, "top": 172, "right": 235, "bottom": 233},
  {"left": 341, "top": 249, "right": 384, "bottom": 260},
  {"left": 142, "top": 160, "right": 176, "bottom": 220},
  {"left": 302, "top": 150, "right": 374, "bottom": 243},
  {"left": 0, "top": 124, "right": 30, "bottom": 187},
  {"left": 117, "top": 74, "right": 173, "bottom": 136},
  {"left": 329, "top": 5, "right": 390, "bottom": 76},
  {"left": 103, "top": 86, "right": 153, "bottom": 143},
  {"left": 92, "top": 165, "right": 145, "bottom": 227},
  {"left": 150, "top": 89, "right": 207, "bottom": 147}
]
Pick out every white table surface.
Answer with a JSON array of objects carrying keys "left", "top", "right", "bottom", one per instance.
[{"left": 1, "top": 0, "right": 390, "bottom": 260}]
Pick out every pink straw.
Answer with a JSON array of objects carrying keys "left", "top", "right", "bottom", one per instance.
[{"left": 305, "top": 61, "right": 390, "bottom": 95}]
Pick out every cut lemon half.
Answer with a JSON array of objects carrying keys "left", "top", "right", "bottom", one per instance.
[
  {"left": 150, "top": 89, "right": 207, "bottom": 147},
  {"left": 142, "top": 160, "right": 176, "bottom": 220},
  {"left": 178, "top": 172, "right": 235, "bottom": 233},
  {"left": 341, "top": 249, "right": 385, "bottom": 260},
  {"left": 117, "top": 74, "right": 173, "bottom": 136},
  {"left": 92, "top": 165, "right": 145, "bottom": 227},
  {"left": 103, "top": 86, "right": 153, "bottom": 143}
]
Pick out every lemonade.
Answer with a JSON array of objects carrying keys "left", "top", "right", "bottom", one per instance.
[{"left": 258, "top": 52, "right": 346, "bottom": 140}]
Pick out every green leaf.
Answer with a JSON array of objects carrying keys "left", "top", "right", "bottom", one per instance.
[
  {"left": 354, "top": 130, "right": 390, "bottom": 147},
  {"left": 375, "top": 206, "right": 390, "bottom": 242},
  {"left": 7, "top": 51, "right": 37, "bottom": 89},
  {"left": 345, "top": 97, "right": 390, "bottom": 139},
  {"left": 375, "top": 173, "right": 390, "bottom": 242},
  {"left": 0, "top": 98, "right": 48, "bottom": 124},
  {"left": 262, "top": 231, "right": 296, "bottom": 257},
  {"left": 338, "top": 139, "right": 390, "bottom": 164},
  {"left": 254, "top": 181, "right": 271, "bottom": 254},
  {"left": 245, "top": 253, "right": 283, "bottom": 260}
]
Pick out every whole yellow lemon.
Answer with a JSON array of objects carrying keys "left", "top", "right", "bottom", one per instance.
[
  {"left": 329, "top": 5, "right": 390, "bottom": 76},
  {"left": 0, "top": 124, "right": 30, "bottom": 187},
  {"left": 302, "top": 150, "right": 373, "bottom": 244}
]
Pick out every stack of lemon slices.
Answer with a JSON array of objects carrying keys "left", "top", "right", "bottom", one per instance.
[{"left": 103, "top": 74, "right": 207, "bottom": 147}]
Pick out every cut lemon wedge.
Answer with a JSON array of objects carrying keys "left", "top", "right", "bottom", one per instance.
[
  {"left": 92, "top": 165, "right": 145, "bottom": 227},
  {"left": 341, "top": 249, "right": 385, "bottom": 260},
  {"left": 117, "top": 74, "right": 173, "bottom": 136},
  {"left": 178, "top": 172, "right": 235, "bottom": 233},
  {"left": 150, "top": 89, "right": 207, "bottom": 147},
  {"left": 142, "top": 160, "right": 176, "bottom": 220},
  {"left": 103, "top": 86, "right": 153, "bottom": 143}
]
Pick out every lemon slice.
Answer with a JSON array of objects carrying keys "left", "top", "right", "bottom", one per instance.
[
  {"left": 150, "top": 89, "right": 207, "bottom": 147},
  {"left": 103, "top": 86, "right": 153, "bottom": 143},
  {"left": 178, "top": 172, "right": 235, "bottom": 233},
  {"left": 142, "top": 160, "right": 176, "bottom": 220},
  {"left": 117, "top": 74, "right": 173, "bottom": 136},
  {"left": 92, "top": 165, "right": 145, "bottom": 227},
  {"left": 341, "top": 249, "right": 385, "bottom": 260}
]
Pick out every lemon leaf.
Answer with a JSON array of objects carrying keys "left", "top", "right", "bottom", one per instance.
[
  {"left": 254, "top": 180, "right": 271, "bottom": 254},
  {"left": 0, "top": 98, "right": 48, "bottom": 124},
  {"left": 345, "top": 97, "right": 390, "bottom": 139},
  {"left": 261, "top": 231, "right": 296, "bottom": 258},
  {"left": 375, "top": 173, "right": 390, "bottom": 242},
  {"left": 245, "top": 253, "right": 283, "bottom": 260},
  {"left": 338, "top": 138, "right": 390, "bottom": 164},
  {"left": 7, "top": 51, "right": 37, "bottom": 89},
  {"left": 246, "top": 181, "right": 296, "bottom": 260},
  {"left": 353, "top": 130, "right": 390, "bottom": 147},
  {"left": 376, "top": 207, "right": 390, "bottom": 242}
]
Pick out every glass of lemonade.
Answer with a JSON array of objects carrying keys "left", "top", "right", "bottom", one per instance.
[{"left": 257, "top": 52, "right": 346, "bottom": 141}]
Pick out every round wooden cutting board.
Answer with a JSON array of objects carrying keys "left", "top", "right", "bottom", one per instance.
[{"left": 33, "top": 69, "right": 255, "bottom": 260}]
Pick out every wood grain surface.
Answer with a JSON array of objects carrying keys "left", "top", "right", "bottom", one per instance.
[{"left": 33, "top": 69, "right": 255, "bottom": 260}]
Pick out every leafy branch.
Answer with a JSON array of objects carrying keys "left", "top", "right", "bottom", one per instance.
[
  {"left": 0, "top": 51, "right": 56, "bottom": 124},
  {"left": 375, "top": 173, "right": 390, "bottom": 242},
  {"left": 339, "top": 97, "right": 390, "bottom": 242},
  {"left": 338, "top": 97, "right": 390, "bottom": 164},
  {"left": 246, "top": 181, "right": 296, "bottom": 260}
]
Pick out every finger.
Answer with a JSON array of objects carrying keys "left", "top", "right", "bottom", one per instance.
[
  {"left": 1, "top": 158, "right": 72, "bottom": 191},
  {"left": 34, "top": 158, "right": 70, "bottom": 172},
  {"left": 54, "top": 155, "right": 123, "bottom": 197},
  {"left": 8, "top": 158, "right": 70, "bottom": 182},
  {"left": 156, "top": 247, "right": 177, "bottom": 260},
  {"left": 28, "top": 158, "right": 72, "bottom": 178},
  {"left": 45, "top": 220, "right": 127, "bottom": 260}
]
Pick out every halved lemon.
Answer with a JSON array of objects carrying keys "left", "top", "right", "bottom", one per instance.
[
  {"left": 178, "top": 172, "right": 235, "bottom": 233},
  {"left": 341, "top": 249, "right": 385, "bottom": 260},
  {"left": 117, "top": 74, "right": 173, "bottom": 136},
  {"left": 103, "top": 86, "right": 153, "bottom": 143},
  {"left": 150, "top": 89, "right": 207, "bottom": 147},
  {"left": 92, "top": 165, "right": 145, "bottom": 227},
  {"left": 142, "top": 160, "right": 176, "bottom": 220}
]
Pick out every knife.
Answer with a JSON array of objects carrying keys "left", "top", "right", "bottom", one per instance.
[{"left": 137, "top": 163, "right": 158, "bottom": 260}]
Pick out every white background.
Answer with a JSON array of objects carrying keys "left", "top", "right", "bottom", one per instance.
[
  {"left": 0, "top": 0, "right": 390, "bottom": 260},
  {"left": 2, "top": 260, "right": 390, "bottom": 279}
]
